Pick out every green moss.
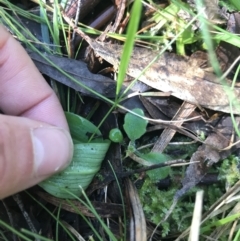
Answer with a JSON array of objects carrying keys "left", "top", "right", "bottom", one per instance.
[
  {"left": 138, "top": 177, "right": 192, "bottom": 237},
  {"left": 138, "top": 175, "right": 224, "bottom": 237},
  {"left": 218, "top": 155, "right": 240, "bottom": 188}
]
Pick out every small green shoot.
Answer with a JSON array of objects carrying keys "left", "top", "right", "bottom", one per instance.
[{"left": 109, "top": 128, "right": 123, "bottom": 143}]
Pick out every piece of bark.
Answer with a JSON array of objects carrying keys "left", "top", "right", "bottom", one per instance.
[
  {"left": 175, "top": 116, "right": 237, "bottom": 200},
  {"left": 63, "top": 12, "right": 240, "bottom": 114},
  {"left": 110, "top": 0, "right": 127, "bottom": 33},
  {"left": 90, "top": 42, "right": 240, "bottom": 114}
]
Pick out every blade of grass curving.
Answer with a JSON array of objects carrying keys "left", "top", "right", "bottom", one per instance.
[
  {"left": 38, "top": 0, "right": 62, "bottom": 53},
  {"left": 50, "top": 1, "right": 86, "bottom": 112},
  {"left": 229, "top": 64, "right": 240, "bottom": 138},
  {"left": 56, "top": 3, "right": 70, "bottom": 55},
  {"left": 79, "top": 189, "right": 118, "bottom": 241},
  {"left": 39, "top": 0, "right": 51, "bottom": 46},
  {"left": 195, "top": 0, "right": 222, "bottom": 76},
  {"left": 38, "top": 0, "right": 64, "bottom": 108},
  {"left": 172, "top": 0, "right": 240, "bottom": 48},
  {"left": 200, "top": 212, "right": 240, "bottom": 234},
  {"left": 36, "top": 191, "right": 103, "bottom": 241},
  {"left": 38, "top": 0, "right": 55, "bottom": 45},
  {"left": 0, "top": 0, "right": 47, "bottom": 23},
  {"left": 233, "top": 228, "right": 240, "bottom": 241},
  {"left": 21, "top": 230, "right": 53, "bottom": 241},
  {"left": 0, "top": 220, "right": 32, "bottom": 241},
  {"left": 62, "top": 188, "right": 114, "bottom": 241},
  {"left": 66, "top": 200, "right": 104, "bottom": 241},
  {"left": 213, "top": 30, "right": 240, "bottom": 48},
  {"left": 65, "top": 189, "right": 118, "bottom": 241},
  {"left": 52, "top": 0, "right": 61, "bottom": 53},
  {"left": 26, "top": 192, "right": 76, "bottom": 241},
  {"left": 56, "top": 204, "right": 62, "bottom": 241},
  {"left": 88, "top": 105, "right": 116, "bottom": 142},
  {"left": 34, "top": 186, "right": 114, "bottom": 241},
  {"left": 0, "top": 230, "right": 9, "bottom": 241},
  {"left": 0, "top": 4, "right": 52, "bottom": 53},
  {"left": 115, "top": 0, "right": 142, "bottom": 96}
]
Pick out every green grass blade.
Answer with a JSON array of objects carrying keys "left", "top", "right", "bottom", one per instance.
[
  {"left": 52, "top": 0, "right": 61, "bottom": 53},
  {"left": 201, "top": 212, "right": 240, "bottom": 234},
  {"left": 21, "top": 229, "right": 53, "bottom": 241},
  {"left": 195, "top": 0, "right": 222, "bottom": 76},
  {"left": 0, "top": 230, "right": 8, "bottom": 241},
  {"left": 80, "top": 190, "right": 119, "bottom": 241},
  {"left": 0, "top": 220, "right": 32, "bottom": 241},
  {"left": 55, "top": 204, "right": 61, "bottom": 241},
  {"left": 229, "top": 0, "right": 240, "bottom": 10},
  {"left": 233, "top": 228, "right": 240, "bottom": 241},
  {"left": 26, "top": 192, "right": 76, "bottom": 241},
  {"left": 116, "top": 0, "right": 142, "bottom": 96}
]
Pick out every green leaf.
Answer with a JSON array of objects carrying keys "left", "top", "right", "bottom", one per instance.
[
  {"left": 39, "top": 141, "right": 110, "bottom": 199},
  {"left": 65, "top": 112, "right": 101, "bottom": 143},
  {"left": 140, "top": 152, "right": 172, "bottom": 181},
  {"left": 123, "top": 108, "right": 148, "bottom": 141},
  {"left": 39, "top": 112, "right": 110, "bottom": 199}
]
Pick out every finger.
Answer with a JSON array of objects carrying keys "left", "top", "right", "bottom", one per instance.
[
  {"left": 0, "top": 114, "right": 73, "bottom": 199},
  {"left": 0, "top": 25, "right": 68, "bottom": 130}
]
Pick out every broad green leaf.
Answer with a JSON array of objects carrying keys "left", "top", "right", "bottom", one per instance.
[
  {"left": 123, "top": 108, "right": 148, "bottom": 141},
  {"left": 140, "top": 152, "right": 172, "bottom": 181},
  {"left": 39, "top": 112, "right": 110, "bottom": 199},
  {"left": 39, "top": 141, "right": 110, "bottom": 199}
]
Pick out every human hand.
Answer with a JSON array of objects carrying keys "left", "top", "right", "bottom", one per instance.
[{"left": 0, "top": 25, "right": 73, "bottom": 199}]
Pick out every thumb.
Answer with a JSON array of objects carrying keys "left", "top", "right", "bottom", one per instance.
[{"left": 0, "top": 114, "right": 73, "bottom": 199}]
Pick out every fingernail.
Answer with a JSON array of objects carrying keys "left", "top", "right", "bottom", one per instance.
[{"left": 32, "top": 127, "right": 73, "bottom": 177}]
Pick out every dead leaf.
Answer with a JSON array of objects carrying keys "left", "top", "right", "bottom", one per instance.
[{"left": 175, "top": 116, "right": 237, "bottom": 199}]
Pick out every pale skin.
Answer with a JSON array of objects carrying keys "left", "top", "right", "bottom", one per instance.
[{"left": 0, "top": 25, "right": 73, "bottom": 199}]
